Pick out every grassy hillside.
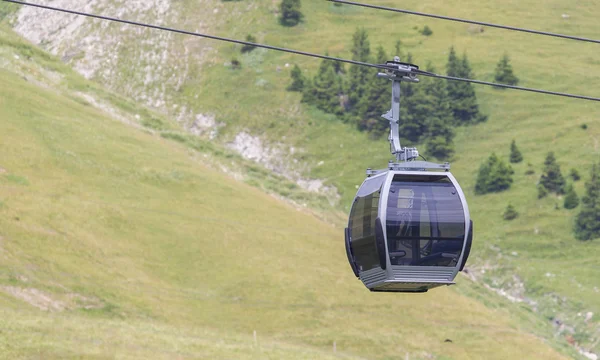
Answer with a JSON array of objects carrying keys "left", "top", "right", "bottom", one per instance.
[
  {"left": 0, "top": 23, "right": 581, "bottom": 359},
  {"left": 171, "top": 0, "right": 600, "bottom": 355}
]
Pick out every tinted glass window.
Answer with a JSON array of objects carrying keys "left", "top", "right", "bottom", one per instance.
[
  {"left": 348, "top": 178, "right": 382, "bottom": 272},
  {"left": 386, "top": 174, "right": 465, "bottom": 267}
]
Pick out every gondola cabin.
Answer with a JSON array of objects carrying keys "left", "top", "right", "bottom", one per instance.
[
  {"left": 345, "top": 170, "right": 472, "bottom": 293},
  {"left": 344, "top": 59, "right": 473, "bottom": 292}
]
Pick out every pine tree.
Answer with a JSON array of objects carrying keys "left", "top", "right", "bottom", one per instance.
[
  {"left": 563, "top": 183, "right": 580, "bottom": 209},
  {"left": 475, "top": 153, "right": 514, "bottom": 195},
  {"left": 421, "top": 64, "right": 455, "bottom": 159},
  {"left": 332, "top": 58, "right": 346, "bottom": 75},
  {"left": 446, "top": 47, "right": 460, "bottom": 78},
  {"left": 539, "top": 152, "right": 566, "bottom": 194},
  {"left": 503, "top": 204, "right": 519, "bottom": 220},
  {"left": 494, "top": 53, "right": 519, "bottom": 86},
  {"left": 420, "top": 25, "right": 433, "bottom": 36},
  {"left": 574, "top": 164, "right": 600, "bottom": 240},
  {"left": 356, "top": 46, "right": 390, "bottom": 134},
  {"left": 570, "top": 168, "right": 581, "bottom": 181},
  {"left": 397, "top": 53, "right": 427, "bottom": 142},
  {"left": 279, "top": 0, "right": 303, "bottom": 27},
  {"left": 287, "top": 64, "right": 305, "bottom": 92},
  {"left": 346, "top": 28, "right": 372, "bottom": 121},
  {"left": 446, "top": 48, "right": 487, "bottom": 125},
  {"left": 303, "top": 57, "right": 341, "bottom": 114},
  {"left": 509, "top": 139, "right": 523, "bottom": 163}
]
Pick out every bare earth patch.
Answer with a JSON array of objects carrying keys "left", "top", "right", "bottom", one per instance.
[
  {"left": 0, "top": 286, "right": 103, "bottom": 312},
  {"left": 228, "top": 131, "right": 340, "bottom": 203}
]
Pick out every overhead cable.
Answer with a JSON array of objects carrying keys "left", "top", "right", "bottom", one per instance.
[
  {"left": 327, "top": 0, "right": 600, "bottom": 45},
  {"left": 4, "top": 0, "right": 600, "bottom": 102}
]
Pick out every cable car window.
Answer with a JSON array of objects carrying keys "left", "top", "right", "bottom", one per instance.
[
  {"left": 386, "top": 174, "right": 465, "bottom": 267},
  {"left": 348, "top": 178, "right": 383, "bottom": 272}
]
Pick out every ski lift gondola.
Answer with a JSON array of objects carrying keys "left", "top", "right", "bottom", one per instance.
[{"left": 345, "top": 59, "right": 473, "bottom": 293}]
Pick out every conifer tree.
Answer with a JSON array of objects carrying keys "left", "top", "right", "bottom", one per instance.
[
  {"left": 303, "top": 57, "right": 341, "bottom": 114},
  {"left": 332, "top": 58, "right": 346, "bottom": 75},
  {"left": 494, "top": 53, "right": 519, "bottom": 86},
  {"left": 509, "top": 139, "right": 523, "bottom": 163},
  {"left": 475, "top": 153, "right": 514, "bottom": 194},
  {"left": 398, "top": 53, "right": 428, "bottom": 142},
  {"left": 539, "top": 152, "right": 566, "bottom": 194},
  {"left": 356, "top": 46, "right": 390, "bottom": 134},
  {"left": 421, "top": 64, "right": 455, "bottom": 159},
  {"left": 287, "top": 64, "right": 305, "bottom": 92},
  {"left": 346, "top": 28, "right": 372, "bottom": 121},
  {"left": 279, "top": 0, "right": 303, "bottom": 26},
  {"left": 574, "top": 164, "right": 600, "bottom": 240},
  {"left": 564, "top": 183, "right": 579, "bottom": 209},
  {"left": 446, "top": 47, "right": 460, "bottom": 79},
  {"left": 446, "top": 47, "right": 486, "bottom": 125}
]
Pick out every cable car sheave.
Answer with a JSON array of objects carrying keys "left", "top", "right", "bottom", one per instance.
[{"left": 345, "top": 58, "right": 473, "bottom": 293}]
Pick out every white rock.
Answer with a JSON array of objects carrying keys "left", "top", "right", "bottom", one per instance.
[{"left": 581, "top": 350, "right": 597, "bottom": 360}]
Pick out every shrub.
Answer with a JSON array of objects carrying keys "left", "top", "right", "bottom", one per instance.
[
  {"left": 280, "top": 0, "right": 303, "bottom": 27},
  {"left": 420, "top": 25, "right": 433, "bottom": 36},
  {"left": 525, "top": 163, "right": 535, "bottom": 175},
  {"left": 570, "top": 168, "right": 581, "bottom": 181},
  {"left": 241, "top": 34, "right": 257, "bottom": 53},
  {"left": 475, "top": 153, "right": 514, "bottom": 195},
  {"left": 537, "top": 184, "right": 548, "bottom": 199},
  {"left": 503, "top": 204, "right": 519, "bottom": 220}
]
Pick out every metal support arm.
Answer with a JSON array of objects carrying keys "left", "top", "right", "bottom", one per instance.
[{"left": 377, "top": 57, "right": 420, "bottom": 162}]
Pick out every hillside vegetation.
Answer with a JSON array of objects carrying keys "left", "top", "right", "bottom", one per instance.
[
  {"left": 0, "top": 22, "right": 581, "bottom": 359},
  {"left": 3, "top": 0, "right": 600, "bottom": 357}
]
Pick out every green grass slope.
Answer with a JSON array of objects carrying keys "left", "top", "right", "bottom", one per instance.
[
  {"left": 0, "top": 24, "right": 577, "bottom": 359},
  {"left": 157, "top": 0, "right": 600, "bottom": 354}
]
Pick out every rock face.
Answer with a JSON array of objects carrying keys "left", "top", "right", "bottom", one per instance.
[
  {"left": 12, "top": 0, "right": 338, "bottom": 198},
  {"left": 14, "top": 0, "right": 187, "bottom": 112}
]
